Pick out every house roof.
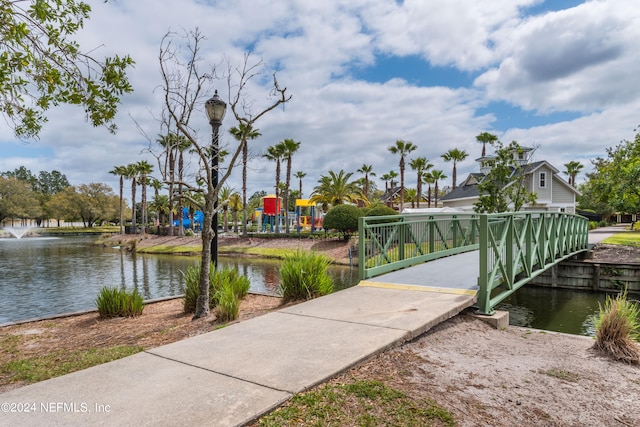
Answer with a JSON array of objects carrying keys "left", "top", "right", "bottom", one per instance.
[
  {"left": 442, "top": 160, "right": 580, "bottom": 203},
  {"left": 441, "top": 183, "right": 480, "bottom": 201}
]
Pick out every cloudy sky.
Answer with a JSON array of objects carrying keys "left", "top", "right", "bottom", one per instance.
[{"left": 2, "top": 0, "right": 639, "bottom": 202}]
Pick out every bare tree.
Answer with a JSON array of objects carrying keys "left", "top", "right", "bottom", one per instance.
[{"left": 157, "top": 29, "right": 291, "bottom": 319}]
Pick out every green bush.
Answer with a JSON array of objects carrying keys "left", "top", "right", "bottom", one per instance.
[
  {"left": 323, "top": 204, "right": 364, "bottom": 240},
  {"left": 182, "top": 264, "right": 216, "bottom": 313},
  {"left": 182, "top": 264, "right": 250, "bottom": 321},
  {"left": 364, "top": 205, "right": 400, "bottom": 224},
  {"left": 95, "top": 287, "right": 144, "bottom": 318},
  {"left": 592, "top": 289, "right": 640, "bottom": 364},
  {"left": 212, "top": 268, "right": 250, "bottom": 299},
  {"left": 215, "top": 284, "right": 239, "bottom": 322},
  {"left": 279, "top": 251, "right": 333, "bottom": 302}
]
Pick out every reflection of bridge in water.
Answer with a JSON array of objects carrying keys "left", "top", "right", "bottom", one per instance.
[{"left": 357, "top": 212, "right": 589, "bottom": 315}]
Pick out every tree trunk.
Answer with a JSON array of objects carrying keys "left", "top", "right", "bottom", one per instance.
[
  {"left": 193, "top": 196, "right": 214, "bottom": 319},
  {"left": 242, "top": 142, "right": 248, "bottom": 237}
]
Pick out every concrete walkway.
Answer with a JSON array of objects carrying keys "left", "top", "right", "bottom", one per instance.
[{"left": 0, "top": 285, "right": 474, "bottom": 427}]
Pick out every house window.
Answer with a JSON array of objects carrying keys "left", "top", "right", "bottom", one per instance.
[{"left": 539, "top": 172, "right": 546, "bottom": 188}]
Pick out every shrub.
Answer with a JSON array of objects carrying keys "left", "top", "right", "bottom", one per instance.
[
  {"left": 364, "top": 205, "right": 400, "bottom": 224},
  {"left": 212, "top": 268, "right": 250, "bottom": 299},
  {"left": 182, "top": 264, "right": 250, "bottom": 320},
  {"left": 182, "top": 264, "right": 215, "bottom": 313},
  {"left": 592, "top": 289, "right": 640, "bottom": 364},
  {"left": 215, "top": 284, "right": 239, "bottom": 322},
  {"left": 323, "top": 204, "right": 364, "bottom": 240},
  {"left": 279, "top": 251, "right": 333, "bottom": 302},
  {"left": 95, "top": 287, "right": 144, "bottom": 318}
]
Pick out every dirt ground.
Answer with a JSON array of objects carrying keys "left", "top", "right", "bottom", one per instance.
[{"left": 1, "top": 236, "right": 639, "bottom": 425}]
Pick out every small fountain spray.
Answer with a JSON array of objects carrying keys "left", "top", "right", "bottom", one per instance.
[{"left": 3, "top": 227, "right": 32, "bottom": 239}]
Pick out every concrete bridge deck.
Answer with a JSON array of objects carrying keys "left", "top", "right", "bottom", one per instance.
[{"left": 359, "top": 249, "right": 479, "bottom": 295}]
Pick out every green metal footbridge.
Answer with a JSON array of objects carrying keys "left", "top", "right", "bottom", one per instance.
[{"left": 358, "top": 212, "right": 589, "bottom": 315}]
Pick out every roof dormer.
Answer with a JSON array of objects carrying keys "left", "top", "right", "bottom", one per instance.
[{"left": 476, "top": 156, "right": 495, "bottom": 175}]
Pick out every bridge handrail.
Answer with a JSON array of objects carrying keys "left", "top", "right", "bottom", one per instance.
[
  {"left": 358, "top": 213, "right": 480, "bottom": 280},
  {"left": 476, "top": 211, "right": 589, "bottom": 314}
]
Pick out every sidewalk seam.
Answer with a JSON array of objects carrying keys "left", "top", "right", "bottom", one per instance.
[
  {"left": 275, "top": 310, "right": 415, "bottom": 334},
  {"left": 142, "top": 350, "right": 294, "bottom": 395}
]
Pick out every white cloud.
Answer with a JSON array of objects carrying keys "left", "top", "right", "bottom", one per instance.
[
  {"left": 1, "top": 0, "right": 639, "bottom": 202},
  {"left": 475, "top": 0, "right": 640, "bottom": 113}
]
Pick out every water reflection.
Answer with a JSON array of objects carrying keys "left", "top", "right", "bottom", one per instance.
[
  {"left": 0, "top": 236, "right": 358, "bottom": 324},
  {"left": 497, "top": 286, "right": 608, "bottom": 336}
]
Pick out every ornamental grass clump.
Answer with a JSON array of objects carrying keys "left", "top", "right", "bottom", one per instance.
[
  {"left": 95, "top": 287, "right": 144, "bottom": 318},
  {"left": 182, "top": 264, "right": 216, "bottom": 313},
  {"left": 181, "top": 264, "right": 250, "bottom": 321},
  {"left": 215, "top": 284, "right": 239, "bottom": 322},
  {"left": 279, "top": 251, "right": 333, "bottom": 302},
  {"left": 592, "top": 290, "right": 640, "bottom": 364}
]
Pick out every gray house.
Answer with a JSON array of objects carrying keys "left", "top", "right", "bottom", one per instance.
[{"left": 441, "top": 147, "right": 580, "bottom": 213}]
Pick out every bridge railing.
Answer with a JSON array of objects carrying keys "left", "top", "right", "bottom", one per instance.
[
  {"left": 358, "top": 213, "right": 480, "bottom": 280},
  {"left": 477, "top": 211, "right": 589, "bottom": 314}
]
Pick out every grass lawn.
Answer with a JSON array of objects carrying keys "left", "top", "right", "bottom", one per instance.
[{"left": 602, "top": 231, "right": 640, "bottom": 247}]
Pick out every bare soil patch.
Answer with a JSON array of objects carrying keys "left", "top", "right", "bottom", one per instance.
[
  {"left": 334, "top": 313, "right": 640, "bottom": 427},
  {"left": 590, "top": 243, "right": 640, "bottom": 264}
]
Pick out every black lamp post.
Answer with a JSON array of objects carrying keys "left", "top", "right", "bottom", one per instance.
[{"left": 205, "top": 90, "right": 227, "bottom": 267}]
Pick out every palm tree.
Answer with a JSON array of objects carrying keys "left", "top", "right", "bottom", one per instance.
[
  {"left": 229, "top": 123, "right": 261, "bottom": 237},
  {"left": 124, "top": 163, "right": 138, "bottom": 233},
  {"left": 109, "top": 165, "right": 128, "bottom": 234},
  {"left": 563, "top": 161, "right": 584, "bottom": 186},
  {"left": 218, "top": 186, "right": 233, "bottom": 233},
  {"left": 156, "top": 133, "right": 177, "bottom": 236},
  {"left": 430, "top": 170, "right": 447, "bottom": 207},
  {"left": 388, "top": 139, "right": 417, "bottom": 212},
  {"left": 388, "top": 170, "right": 399, "bottom": 189},
  {"left": 409, "top": 157, "right": 433, "bottom": 208},
  {"left": 279, "top": 138, "right": 301, "bottom": 233},
  {"left": 357, "top": 164, "right": 376, "bottom": 200},
  {"left": 404, "top": 188, "right": 418, "bottom": 209},
  {"left": 441, "top": 148, "right": 469, "bottom": 190},
  {"left": 310, "top": 170, "right": 366, "bottom": 210},
  {"left": 294, "top": 171, "right": 306, "bottom": 198},
  {"left": 136, "top": 160, "right": 153, "bottom": 235},
  {"left": 149, "top": 195, "right": 169, "bottom": 230},
  {"left": 263, "top": 144, "right": 285, "bottom": 233},
  {"left": 387, "top": 170, "right": 399, "bottom": 209},
  {"left": 422, "top": 172, "right": 435, "bottom": 208},
  {"left": 476, "top": 132, "right": 498, "bottom": 157},
  {"left": 175, "top": 136, "right": 191, "bottom": 237},
  {"left": 380, "top": 173, "right": 391, "bottom": 194},
  {"left": 228, "top": 192, "right": 242, "bottom": 234}
]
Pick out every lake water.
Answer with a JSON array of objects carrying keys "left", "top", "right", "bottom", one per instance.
[
  {"left": 497, "top": 286, "right": 609, "bottom": 336},
  {"left": 0, "top": 236, "right": 358, "bottom": 324},
  {"left": 0, "top": 235, "right": 620, "bottom": 336}
]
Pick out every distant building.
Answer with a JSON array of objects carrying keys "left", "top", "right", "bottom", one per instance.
[{"left": 441, "top": 146, "right": 580, "bottom": 213}]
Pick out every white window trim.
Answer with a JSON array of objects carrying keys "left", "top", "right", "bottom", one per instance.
[{"left": 539, "top": 172, "right": 547, "bottom": 189}]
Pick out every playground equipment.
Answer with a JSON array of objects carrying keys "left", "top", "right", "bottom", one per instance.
[
  {"left": 260, "top": 194, "right": 282, "bottom": 232},
  {"left": 172, "top": 207, "right": 204, "bottom": 230},
  {"left": 295, "top": 199, "right": 323, "bottom": 232}
]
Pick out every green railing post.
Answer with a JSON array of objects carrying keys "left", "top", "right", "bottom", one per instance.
[
  {"left": 505, "top": 216, "right": 514, "bottom": 289},
  {"left": 525, "top": 213, "right": 533, "bottom": 276},
  {"left": 398, "top": 219, "right": 405, "bottom": 261},
  {"left": 477, "top": 214, "right": 492, "bottom": 315},
  {"left": 429, "top": 218, "right": 435, "bottom": 253},
  {"left": 358, "top": 216, "right": 365, "bottom": 280}
]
